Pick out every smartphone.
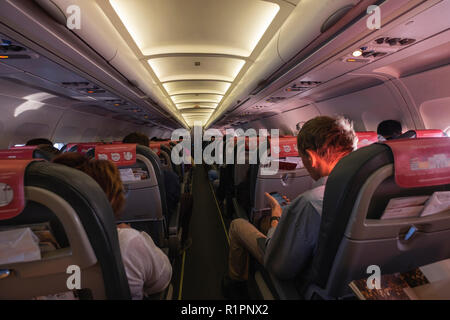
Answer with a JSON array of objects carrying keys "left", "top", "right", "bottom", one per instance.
[{"left": 269, "top": 192, "right": 288, "bottom": 208}]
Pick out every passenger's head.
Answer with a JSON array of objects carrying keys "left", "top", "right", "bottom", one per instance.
[
  {"left": 123, "top": 132, "right": 149, "bottom": 147},
  {"left": 377, "top": 120, "right": 402, "bottom": 140},
  {"left": 53, "top": 152, "right": 89, "bottom": 170},
  {"left": 36, "top": 144, "right": 62, "bottom": 160},
  {"left": 297, "top": 116, "right": 357, "bottom": 180},
  {"left": 26, "top": 138, "right": 53, "bottom": 146},
  {"left": 53, "top": 153, "right": 125, "bottom": 219}
]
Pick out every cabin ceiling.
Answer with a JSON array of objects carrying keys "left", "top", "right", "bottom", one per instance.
[{"left": 101, "top": 0, "right": 295, "bottom": 127}]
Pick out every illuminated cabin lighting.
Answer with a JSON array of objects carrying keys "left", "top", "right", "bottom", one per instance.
[
  {"left": 109, "top": 0, "right": 280, "bottom": 126},
  {"left": 352, "top": 50, "right": 363, "bottom": 57},
  {"left": 0, "top": 56, "right": 9, "bottom": 59}
]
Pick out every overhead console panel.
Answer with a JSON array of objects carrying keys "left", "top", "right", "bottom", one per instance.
[
  {"left": 38, "top": 0, "right": 185, "bottom": 125},
  {"left": 0, "top": 35, "right": 162, "bottom": 127},
  {"left": 207, "top": 0, "right": 363, "bottom": 127}
]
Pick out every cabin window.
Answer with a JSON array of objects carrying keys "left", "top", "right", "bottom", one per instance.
[
  {"left": 444, "top": 127, "right": 450, "bottom": 136},
  {"left": 419, "top": 97, "right": 450, "bottom": 132},
  {"left": 54, "top": 143, "right": 65, "bottom": 150}
]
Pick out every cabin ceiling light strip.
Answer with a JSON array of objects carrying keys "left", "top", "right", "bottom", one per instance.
[
  {"left": 176, "top": 103, "right": 218, "bottom": 110},
  {"left": 171, "top": 94, "right": 223, "bottom": 104},
  {"left": 148, "top": 57, "right": 246, "bottom": 83},
  {"left": 163, "top": 81, "right": 232, "bottom": 96},
  {"left": 109, "top": 0, "right": 280, "bottom": 57},
  {"left": 109, "top": 0, "right": 280, "bottom": 126}
]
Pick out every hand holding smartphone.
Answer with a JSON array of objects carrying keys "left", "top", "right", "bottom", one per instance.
[{"left": 269, "top": 192, "right": 289, "bottom": 208}]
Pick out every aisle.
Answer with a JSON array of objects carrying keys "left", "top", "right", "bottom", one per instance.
[{"left": 180, "top": 165, "right": 229, "bottom": 299}]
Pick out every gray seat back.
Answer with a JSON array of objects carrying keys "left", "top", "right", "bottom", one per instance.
[
  {"left": 253, "top": 166, "right": 314, "bottom": 211},
  {"left": 307, "top": 140, "right": 450, "bottom": 298},
  {"left": 107, "top": 145, "right": 167, "bottom": 247},
  {"left": 0, "top": 160, "right": 131, "bottom": 299}
]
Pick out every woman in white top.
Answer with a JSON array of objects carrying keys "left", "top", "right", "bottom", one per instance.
[
  {"left": 53, "top": 153, "right": 172, "bottom": 299},
  {"left": 116, "top": 225, "right": 172, "bottom": 299}
]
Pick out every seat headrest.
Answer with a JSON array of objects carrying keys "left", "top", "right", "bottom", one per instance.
[
  {"left": 415, "top": 129, "right": 445, "bottom": 138},
  {"left": 23, "top": 161, "right": 130, "bottom": 299},
  {"left": 149, "top": 143, "right": 162, "bottom": 155},
  {"left": 0, "top": 147, "right": 37, "bottom": 160},
  {"left": 0, "top": 159, "right": 35, "bottom": 220},
  {"left": 385, "top": 137, "right": 450, "bottom": 188},
  {"left": 396, "top": 129, "right": 445, "bottom": 140},
  {"left": 311, "top": 139, "right": 450, "bottom": 288},
  {"left": 397, "top": 130, "right": 417, "bottom": 139},
  {"left": 355, "top": 132, "right": 378, "bottom": 149},
  {"left": 65, "top": 142, "right": 102, "bottom": 155},
  {"left": 94, "top": 144, "right": 137, "bottom": 166},
  {"left": 269, "top": 136, "right": 299, "bottom": 158},
  {"left": 0, "top": 146, "right": 56, "bottom": 162},
  {"left": 311, "top": 143, "right": 394, "bottom": 287}
]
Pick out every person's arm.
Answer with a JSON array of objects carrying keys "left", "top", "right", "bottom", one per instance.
[
  {"left": 263, "top": 198, "right": 321, "bottom": 280},
  {"left": 264, "top": 193, "right": 289, "bottom": 238},
  {"left": 130, "top": 232, "right": 173, "bottom": 295}
]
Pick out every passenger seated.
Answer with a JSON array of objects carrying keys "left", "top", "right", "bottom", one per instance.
[
  {"left": 35, "top": 144, "right": 61, "bottom": 160},
  {"left": 53, "top": 153, "right": 172, "bottom": 299},
  {"left": 122, "top": 132, "right": 190, "bottom": 250},
  {"left": 222, "top": 116, "right": 357, "bottom": 299},
  {"left": 377, "top": 120, "right": 402, "bottom": 140},
  {"left": 122, "top": 132, "right": 181, "bottom": 222}
]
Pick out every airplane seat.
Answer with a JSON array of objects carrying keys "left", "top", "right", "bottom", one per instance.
[
  {"left": 251, "top": 165, "right": 314, "bottom": 222},
  {"left": 159, "top": 148, "right": 173, "bottom": 171},
  {"left": 355, "top": 131, "right": 378, "bottom": 149},
  {"left": 160, "top": 144, "right": 179, "bottom": 175},
  {"left": 395, "top": 129, "right": 444, "bottom": 140},
  {"left": 1, "top": 146, "right": 56, "bottom": 162},
  {"left": 33, "top": 147, "right": 58, "bottom": 162},
  {"left": 397, "top": 130, "right": 417, "bottom": 139},
  {"left": 216, "top": 137, "right": 236, "bottom": 216},
  {"left": 255, "top": 138, "right": 450, "bottom": 300},
  {"left": 232, "top": 142, "right": 253, "bottom": 219},
  {"left": 251, "top": 137, "right": 314, "bottom": 222},
  {"left": 0, "top": 160, "right": 131, "bottom": 299},
  {"left": 62, "top": 143, "right": 100, "bottom": 158},
  {"left": 133, "top": 145, "right": 183, "bottom": 252},
  {"left": 413, "top": 129, "right": 445, "bottom": 138},
  {"left": 100, "top": 144, "right": 169, "bottom": 248}
]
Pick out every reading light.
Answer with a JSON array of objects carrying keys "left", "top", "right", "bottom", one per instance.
[{"left": 352, "top": 50, "right": 363, "bottom": 57}]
